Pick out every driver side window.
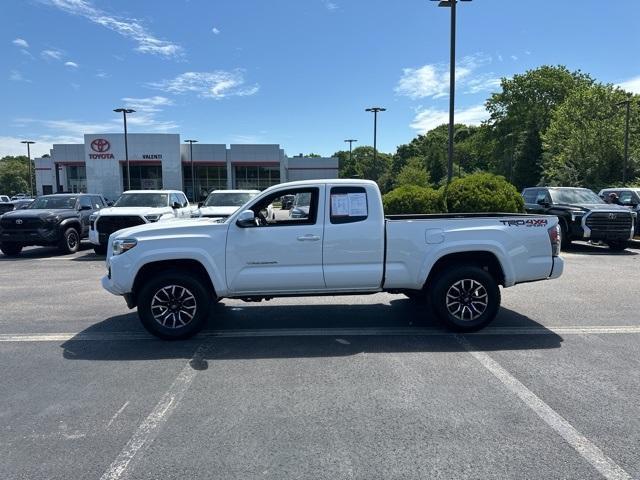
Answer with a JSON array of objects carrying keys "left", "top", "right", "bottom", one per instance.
[{"left": 251, "top": 188, "right": 319, "bottom": 227}]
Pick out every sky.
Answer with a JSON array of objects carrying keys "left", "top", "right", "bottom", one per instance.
[{"left": 2, "top": 0, "right": 640, "bottom": 159}]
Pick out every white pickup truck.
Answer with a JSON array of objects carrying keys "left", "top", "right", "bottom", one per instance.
[
  {"left": 102, "top": 179, "right": 564, "bottom": 339},
  {"left": 89, "top": 190, "right": 192, "bottom": 254}
]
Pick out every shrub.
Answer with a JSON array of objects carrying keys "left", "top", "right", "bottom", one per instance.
[
  {"left": 445, "top": 173, "right": 524, "bottom": 213},
  {"left": 383, "top": 185, "right": 445, "bottom": 214}
]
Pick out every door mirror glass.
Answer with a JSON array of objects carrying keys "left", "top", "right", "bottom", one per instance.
[
  {"left": 172, "top": 201, "right": 181, "bottom": 209},
  {"left": 536, "top": 198, "right": 548, "bottom": 206},
  {"left": 236, "top": 210, "right": 256, "bottom": 228},
  {"left": 79, "top": 204, "right": 92, "bottom": 211}
]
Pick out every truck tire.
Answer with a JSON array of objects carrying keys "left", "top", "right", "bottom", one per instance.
[
  {"left": 0, "top": 242, "right": 23, "bottom": 257},
  {"left": 606, "top": 240, "right": 628, "bottom": 251},
  {"left": 93, "top": 244, "right": 107, "bottom": 255},
  {"left": 137, "top": 272, "right": 210, "bottom": 340},
  {"left": 430, "top": 266, "right": 500, "bottom": 332},
  {"left": 58, "top": 227, "right": 80, "bottom": 254}
]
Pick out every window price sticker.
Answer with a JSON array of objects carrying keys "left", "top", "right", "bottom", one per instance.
[{"left": 331, "top": 193, "right": 368, "bottom": 217}]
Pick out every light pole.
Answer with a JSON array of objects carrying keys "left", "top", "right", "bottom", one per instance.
[
  {"left": 20, "top": 140, "right": 35, "bottom": 197},
  {"left": 185, "top": 139, "right": 198, "bottom": 202},
  {"left": 114, "top": 108, "right": 135, "bottom": 191},
  {"left": 344, "top": 138, "right": 357, "bottom": 169},
  {"left": 431, "top": 0, "right": 472, "bottom": 183},
  {"left": 617, "top": 98, "right": 631, "bottom": 184},
  {"left": 365, "top": 107, "right": 386, "bottom": 166}
]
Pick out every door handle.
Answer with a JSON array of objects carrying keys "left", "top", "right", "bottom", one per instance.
[{"left": 297, "top": 234, "right": 320, "bottom": 242}]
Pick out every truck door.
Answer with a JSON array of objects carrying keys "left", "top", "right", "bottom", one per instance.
[
  {"left": 322, "top": 185, "right": 384, "bottom": 290},
  {"left": 225, "top": 186, "right": 326, "bottom": 294}
]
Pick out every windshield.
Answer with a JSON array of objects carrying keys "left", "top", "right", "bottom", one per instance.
[
  {"left": 549, "top": 189, "right": 604, "bottom": 205},
  {"left": 204, "top": 192, "right": 257, "bottom": 207},
  {"left": 114, "top": 193, "right": 168, "bottom": 208},
  {"left": 29, "top": 196, "right": 77, "bottom": 209}
]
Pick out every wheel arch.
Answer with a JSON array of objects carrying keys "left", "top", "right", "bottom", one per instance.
[
  {"left": 130, "top": 259, "right": 217, "bottom": 308},
  {"left": 422, "top": 251, "right": 506, "bottom": 291}
]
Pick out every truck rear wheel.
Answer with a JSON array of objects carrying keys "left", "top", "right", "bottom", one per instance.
[
  {"left": 430, "top": 266, "right": 500, "bottom": 332},
  {"left": 137, "top": 272, "right": 210, "bottom": 340},
  {"left": 0, "top": 242, "right": 23, "bottom": 257}
]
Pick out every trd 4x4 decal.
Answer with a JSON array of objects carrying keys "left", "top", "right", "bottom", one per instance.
[{"left": 499, "top": 218, "right": 549, "bottom": 227}]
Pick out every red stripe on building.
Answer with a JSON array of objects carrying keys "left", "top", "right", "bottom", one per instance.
[
  {"left": 55, "top": 162, "right": 86, "bottom": 166},
  {"left": 286, "top": 167, "right": 338, "bottom": 170},
  {"left": 230, "top": 162, "right": 280, "bottom": 166},
  {"left": 181, "top": 161, "right": 226, "bottom": 166}
]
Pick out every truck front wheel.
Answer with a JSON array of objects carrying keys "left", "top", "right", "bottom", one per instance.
[
  {"left": 430, "top": 266, "right": 500, "bottom": 332},
  {"left": 137, "top": 272, "right": 210, "bottom": 340},
  {"left": 58, "top": 227, "right": 80, "bottom": 254},
  {"left": 0, "top": 242, "right": 23, "bottom": 257}
]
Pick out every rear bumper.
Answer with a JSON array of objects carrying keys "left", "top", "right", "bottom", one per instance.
[{"left": 549, "top": 257, "right": 564, "bottom": 279}]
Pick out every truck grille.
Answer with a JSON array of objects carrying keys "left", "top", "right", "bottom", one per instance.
[
  {"left": 585, "top": 211, "right": 632, "bottom": 234},
  {"left": 0, "top": 217, "right": 44, "bottom": 230},
  {"left": 96, "top": 215, "right": 145, "bottom": 236}
]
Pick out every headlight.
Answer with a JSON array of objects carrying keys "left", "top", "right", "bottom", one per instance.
[
  {"left": 89, "top": 213, "right": 97, "bottom": 222},
  {"left": 44, "top": 215, "right": 60, "bottom": 223},
  {"left": 570, "top": 212, "right": 583, "bottom": 222},
  {"left": 112, "top": 238, "right": 137, "bottom": 255},
  {"left": 144, "top": 214, "right": 162, "bottom": 222}
]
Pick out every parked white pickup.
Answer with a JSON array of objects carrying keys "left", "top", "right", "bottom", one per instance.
[
  {"left": 89, "top": 190, "right": 192, "bottom": 254},
  {"left": 102, "top": 179, "right": 564, "bottom": 339}
]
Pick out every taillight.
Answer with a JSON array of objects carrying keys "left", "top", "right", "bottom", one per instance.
[{"left": 548, "top": 224, "right": 560, "bottom": 257}]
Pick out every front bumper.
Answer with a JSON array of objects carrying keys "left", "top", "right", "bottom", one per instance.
[
  {"left": 89, "top": 228, "right": 99, "bottom": 245},
  {"left": 0, "top": 228, "right": 59, "bottom": 245}
]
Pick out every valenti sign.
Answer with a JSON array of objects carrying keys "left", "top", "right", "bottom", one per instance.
[{"left": 89, "top": 138, "right": 114, "bottom": 159}]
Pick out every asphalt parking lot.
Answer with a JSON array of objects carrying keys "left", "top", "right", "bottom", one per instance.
[{"left": 1, "top": 241, "right": 639, "bottom": 480}]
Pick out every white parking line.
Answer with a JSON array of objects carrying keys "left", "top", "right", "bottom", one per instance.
[
  {"left": 1, "top": 325, "right": 640, "bottom": 343},
  {"left": 456, "top": 335, "right": 632, "bottom": 480},
  {"left": 99, "top": 344, "right": 208, "bottom": 480}
]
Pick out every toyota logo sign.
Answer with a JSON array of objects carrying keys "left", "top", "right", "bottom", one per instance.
[
  {"left": 608, "top": 213, "right": 617, "bottom": 220},
  {"left": 91, "top": 138, "right": 110, "bottom": 153},
  {"left": 15, "top": 219, "right": 23, "bottom": 224}
]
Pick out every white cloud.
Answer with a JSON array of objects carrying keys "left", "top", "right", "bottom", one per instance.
[
  {"left": 10, "top": 70, "right": 30, "bottom": 82},
  {"left": 149, "top": 71, "right": 259, "bottom": 99},
  {"left": 395, "top": 53, "right": 492, "bottom": 99},
  {"left": 41, "top": 49, "right": 63, "bottom": 60},
  {"left": 498, "top": 54, "right": 503, "bottom": 62},
  {"left": 212, "top": 27, "right": 220, "bottom": 35},
  {"left": 322, "top": 1, "right": 338, "bottom": 11},
  {"left": 0, "top": 136, "right": 69, "bottom": 158},
  {"left": 465, "top": 75, "right": 501, "bottom": 94},
  {"left": 46, "top": 0, "right": 183, "bottom": 58},
  {"left": 410, "top": 104, "right": 489, "bottom": 133},
  {"left": 96, "top": 71, "right": 109, "bottom": 78},
  {"left": 511, "top": 55, "right": 518, "bottom": 61},
  {"left": 618, "top": 75, "right": 640, "bottom": 94},
  {"left": 64, "top": 61, "right": 79, "bottom": 68},
  {"left": 12, "top": 38, "right": 29, "bottom": 48}
]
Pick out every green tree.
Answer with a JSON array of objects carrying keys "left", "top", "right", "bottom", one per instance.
[
  {"left": 542, "top": 84, "right": 639, "bottom": 188},
  {"left": 332, "top": 146, "right": 392, "bottom": 191},
  {"left": 395, "top": 157, "right": 430, "bottom": 188},
  {"left": 485, "top": 65, "right": 594, "bottom": 188},
  {"left": 0, "top": 156, "right": 33, "bottom": 196},
  {"left": 445, "top": 173, "right": 524, "bottom": 213},
  {"left": 383, "top": 185, "right": 445, "bottom": 214}
]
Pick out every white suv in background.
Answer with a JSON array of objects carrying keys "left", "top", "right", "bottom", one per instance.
[
  {"left": 191, "top": 189, "right": 260, "bottom": 221},
  {"left": 89, "top": 190, "right": 192, "bottom": 254}
]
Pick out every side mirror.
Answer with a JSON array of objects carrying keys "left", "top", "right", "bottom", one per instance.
[
  {"left": 80, "top": 204, "right": 92, "bottom": 211},
  {"left": 536, "top": 198, "right": 549, "bottom": 207},
  {"left": 236, "top": 210, "right": 256, "bottom": 228},
  {"left": 198, "top": 202, "right": 204, "bottom": 208},
  {"left": 106, "top": 201, "right": 114, "bottom": 207},
  {"left": 172, "top": 201, "right": 181, "bottom": 209}
]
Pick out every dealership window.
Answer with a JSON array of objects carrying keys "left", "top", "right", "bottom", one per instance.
[
  {"left": 123, "top": 164, "right": 163, "bottom": 191},
  {"left": 65, "top": 165, "right": 87, "bottom": 193},
  {"left": 235, "top": 165, "right": 280, "bottom": 190},
  {"left": 182, "top": 165, "right": 227, "bottom": 201}
]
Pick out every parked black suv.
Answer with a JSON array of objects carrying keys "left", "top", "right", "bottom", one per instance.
[
  {"left": 522, "top": 187, "right": 635, "bottom": 251},
  {"left": 0, "top": 194, "right": 105, "bottom": 256}
]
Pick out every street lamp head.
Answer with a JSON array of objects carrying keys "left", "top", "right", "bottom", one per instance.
[
  {"left": 431, "top": 0, "right": 472, "bottom": 6},
  {"left": 344, "top": 139, "right": 357, "bottom": 143},
  {"left": 21, "top": 140, "right": 35, "bottom": 145},
  {"left": 113, "top": 108, "right": 135, "bottom": 114},
  {"left": 184, "top": 139, "right": 199, "bottom": 143},
  {"left": 365, "top": 107, "right": 386, "bottom": 113}
]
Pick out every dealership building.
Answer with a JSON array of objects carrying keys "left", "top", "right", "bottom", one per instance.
[{"left": 34, "top": 133, "right": 339, "bottom": 201}]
